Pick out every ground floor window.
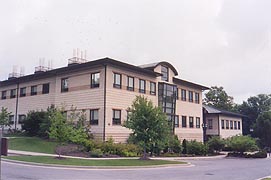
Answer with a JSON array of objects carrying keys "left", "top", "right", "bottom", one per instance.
[
  {"left": 112, "top": 109, "right": 121, "bottom": 125},
  {"left": 196, "top": 117, "right": 200, "bottom": 128},
  {"left": 208, "top": 119, "right": 213, "bottom": 129},
  {"left": 182, "top": 116, "right": 187, "bottom": 128},
  {"left": 189, "top": 117, "right": 194, "bottom": 128},
  {"left": 90, "top": 109, "right": 99, "bottom": 125},
  {"left": 221, "top": 120, "right": 225, "bottom": 129}
]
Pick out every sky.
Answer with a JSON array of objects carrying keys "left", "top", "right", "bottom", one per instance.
[{"left": 0, "top": 0, "right": 271, "bottom": 104}]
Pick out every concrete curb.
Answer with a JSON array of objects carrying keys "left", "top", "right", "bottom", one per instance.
[{"left": 2, "top": 158, "right": 193, "bottom": 169}]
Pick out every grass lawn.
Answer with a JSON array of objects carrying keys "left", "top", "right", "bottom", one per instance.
[
  {"left": 8, "top": 137, "right": 58, "bottom": 154},
  {"left": 4, "top": 156, "right": 185, "bottom": 166},
  {"left": 263, "top": 178, "right": 271, "bottom": 180}
]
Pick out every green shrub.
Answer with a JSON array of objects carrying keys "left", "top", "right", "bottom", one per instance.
[
  {"left": 22, "top": 111, "right": 47, "bottom": 136},
  {"left": 187, "top": 140, "right": 208, "bottom": 156},
  {"left": 227, "top": 136, "right": 258, "bottom": 154},
  {"left": 165, "top": 135, "right": 182, "bottom": 153},
  {"left": 207, "top": 136, "right": 225, "bottom": 153},
  {"left": 90, "top": 149, "right": 103, "bottom": 158},
  {"left": 245, "top": 151, "right": 267, "bottom": 158},
  {"left": 182, "top": 139, "right": 187, "bottom": 154}
]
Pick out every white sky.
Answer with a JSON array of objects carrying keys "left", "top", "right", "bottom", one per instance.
[{"left": 0, "top": 0, "right": 271, "bottom": 104}]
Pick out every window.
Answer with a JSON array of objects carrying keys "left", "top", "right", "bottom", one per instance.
[
  {"left": 127, "top": 76, "right": 134, "bottom": 91},
  {"left": 196, "top": 117, "right": 200, "bottom": 128},
  {"left": 10, "top": 89, "right": 16, "bottom": 98},
  {"left": 221, "top": 120, "right": 225, "bottom": 129},
  {"left": 174, "top": 116, "right": 179, "bottom": 128},
  {"left": 182, "top": 116, "right": 187, "bottom": 128},
  {"left": 112, "top": 109, "right": 121, "bottom": 125},
  {"left": 161, "top": 66, "right": 169, "bottom": 81},
  {"left": 195, "top": 92, "right": 200, "bottom": 104},
  {"left": 9, "top": 115, "right": 14, "bottom": 125},
  {"left": 1, "top": 91, "right": 7, "bottom": 100},
  {"left": 113, "top": 73, "right": 121, "bottom": 89},
  {"left": 42, "top": 83, "right": 50, "bottom": 94},
  {"left": 181, "top": 89, "right": 186, "bottom": 101},
  {"left": 20, "top": 87, "right": 26, "bottom": 97},
  {"left": 31, "top": 85, "right": 37, "bottom": 96},
  {"left": 234, "top": 121, "right": 237, "bottom": 129},
  {"left": 188, "top": 91, "right": 193, "bottom": 102},
  {"left": 90, "top": 109, "right": 99, "bottom": 125},
  {"left": 91, "top": 72, "right": 100, "bottom": 88},
  {"left": 226, "top": 120, "right": 229, "bottom": 129},
  {"left": 139, "top": 79, "right": 146, "bottom": 93},
  {"left": 230, "top": 121, "right": 233, "bottom": 129},
  {"left": 189, "top": 117, "right": 194, "bottom": 128},
  {"left": 18, "top": 115, "right": 26, "bottom": 124},
  {"left": 61, "top": 78, "right": 69, "bottom": 92},
  {"left": 150, "top": 82, "right": 156, "bottom": 95},
  {"left": 238, "top": 121, "right": 241, "bottom": 130},
  {"left": 208, "top": 119, "right": 213, "bottom": 129}
]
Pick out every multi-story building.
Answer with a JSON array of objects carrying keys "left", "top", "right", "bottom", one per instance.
[
  {"left": 203, "top": 105, "right": 243, "bottom": 140},
  {"left": 0, "top": 57, "right": 209, "bottom": 142}
]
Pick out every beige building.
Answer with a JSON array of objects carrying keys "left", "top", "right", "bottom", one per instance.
[
  {"left": 0, "top": 57, "right": 209, "bottom": 142},
  {"left": 203, "top": 105, "right": 243, "bottom": 140}
]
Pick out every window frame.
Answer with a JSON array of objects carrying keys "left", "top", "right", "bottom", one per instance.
[
  {"left": 195, "top": 92, "right": 200, "bottom": 104},
  {"left": 113, "top": 73, "right": 122, "bottom": 89},
  {"left": 189, "top": 116, "right": 194, "bottom": 128},
  {"left": 238, "top": 121, "right": 241, "bottom": 130},
  {"left": 112, "top": 109, "right": 121, "bottom": 125},
  {"left": 20, "top": 87, "right": 26, "bottom": 97},
  {"left": 150, "top": 82, "right": 156, "bottom": 95},
  {"left": 196, "top": 117, "right": 200, "bottom": 128},
  {"left": 18, "top": 114, "right": 26, "bottom": 124},
  {"left": 127, "top": 76, "right": 134, "bottom": 91},
  {"left": 139, "top": 79, "right": 146, "bottom": 93},
  {"left": 208, "top": 119, "right": 213, "bottom": 129},
  {"left": 182, "top": 116, "right": 187, "bottom": 128},
  {"left": 221, "top": 120, "right": 225, "bottom": 129},
  {"left": 161, "top": 65, "right": 169, "bottom": 81},
  {"left": 230, "top": 120, "right": 233, "bottom": 129},
  {"left": 234, "top": 121, "right": 237, "bottom": 130},
  {"left": 1, "top": 90, "right": 7, "bottom": 100},
  {"left": 181, "top": 89, "right": 186, "bottom": 101},
  {"left": 188, "top": 91, "right": 193, "bottom": 102},
  {"left": 90, "top": 109, "right": 99, "bottom": 125},
  {"left": 42, "top": 83, "right": 50, "bottom": 94},
  {"left": 91, "top": 72, "right": 100, "bottom": 88},
  {"left": 31, "top": 85, "right": 38, "bottom": 96},
  {"left": 10, "top": 89, "right": 16, "bottom": 99},
  {"left": 226, "top": 120, "right": 229, "bottom": 129},
  {"left": 174, "top": 115, "right": 179, "bottom": 128},
  {"left": 61, "top": 78, "right": 69, "bottom": 92}
]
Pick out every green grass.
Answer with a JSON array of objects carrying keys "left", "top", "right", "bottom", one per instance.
[
  {"left": 8, "top": 137, "right": 58, "bottom": 154},
  {"left": 4, "top": 156, "right": 185, "bottom": 166},
  {"left": 262, "top": 178, "right": 271, "bottom": 180}
]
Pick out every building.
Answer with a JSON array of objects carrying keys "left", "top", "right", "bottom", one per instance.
[
  {"left": 203, "top": 105, "right": 243, "bottom": 140},
  {"left": 0, "top": 57, "right": 209, "bottom": 142}
]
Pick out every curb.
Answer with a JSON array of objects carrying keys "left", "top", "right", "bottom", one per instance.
[{"left": 2, "top": 158, "right": 193, "bottom": 170}]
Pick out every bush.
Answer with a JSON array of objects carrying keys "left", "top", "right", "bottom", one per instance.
[
  {"left": 165, "top": 135, "right": 182, "bottom": 153},
  {"left": 207, "top": 136, "right": 225, "bottom": 153},
  {"left": 90, "top": 149, "right": 103, "bottom": 158},
  {"left": 22, "top": 111, "right": 47, "bottom": 136},
  {"left": 227, "top": 136, "right": 258, "bottom": 154},
  {"left": 227, "top": 151, "right": 267, "bottom": 158},
  {"left": 182, "top": 139, "right": 187, "bottom": 154},
  {"left": 186, "top": 140, "right": 208, "bottom": 156}
]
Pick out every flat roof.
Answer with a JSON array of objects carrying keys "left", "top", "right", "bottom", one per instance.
[{"left": 203, "top": 104, "right": 246, "bottom": 118}]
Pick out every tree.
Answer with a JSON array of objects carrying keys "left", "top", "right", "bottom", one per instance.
[
  {"left": 236, "top": 94, "right": 271, "bottom": 135},
  {"left": 49, "top": 110, "right": 71, "bottom": 157},
  {"left": 124, "top": 96, "right": 171, "bottom": 160},
  {"left": 253, "top": 111, "right": 271, "bottom": 148},
  {"left": 0, "top": 107, "right": 11, "bottom": 131},
  {"left": 204, "top": 86, "right": 234, "bottom": 111}
]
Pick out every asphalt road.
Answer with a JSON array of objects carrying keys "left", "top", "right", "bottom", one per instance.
[{"left": 1, "top": 157, "right": 271, "bottom": 180}]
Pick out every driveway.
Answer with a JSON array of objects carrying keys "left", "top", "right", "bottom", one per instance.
[{"left": 2, "top": 157, "right": 271, "bottom": 180}]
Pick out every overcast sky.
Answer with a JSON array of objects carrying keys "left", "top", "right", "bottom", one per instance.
[{"left": 0, "top": 0, "right": 270, "bottom": 104}]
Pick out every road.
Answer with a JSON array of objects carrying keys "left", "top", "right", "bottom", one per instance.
[{"left": 1, "top": 158, "right": 271, "bottom": 180}]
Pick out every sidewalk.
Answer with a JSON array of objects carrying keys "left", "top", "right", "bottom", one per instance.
[{"left": 8, "top": 149, "right": 226, "bottom": 161}]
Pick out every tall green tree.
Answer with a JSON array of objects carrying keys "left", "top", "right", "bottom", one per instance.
[
  {"left": 253, "top": 111, "right": 271, "bottom": 148},
  {"left": 124, "top": 96, "right": 171, "bottom": 160},
  {"left": 203, "top": 86, "right": 234, "bottom": 111},
  {"left": 236, "top": 94, "right": 271, "bottom": 135},
  {"left": 0, "top": 107, "right": 11, "bottom": 131}
]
